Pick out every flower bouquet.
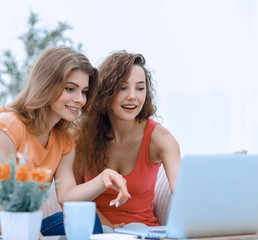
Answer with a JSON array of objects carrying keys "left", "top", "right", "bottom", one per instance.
[{"left": 0, "top": 154, "right": 52, "bottom": 240}]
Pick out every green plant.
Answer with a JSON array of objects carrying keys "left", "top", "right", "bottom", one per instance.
[
  {"left": 0, "top": 156, "right": 52, "bottom": 212},
  {"left": 0, "top": 11, "right": 83, "bottom": 104}
]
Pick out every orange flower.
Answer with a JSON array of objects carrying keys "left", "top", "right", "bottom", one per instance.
[
  {"left": 0, "top": 163, "right": 11, "bottom": 181},
  {"left": 31, "top": 167, "right": 51, "bottom": 183},
  {"left": 16, "top": 163, "right": 31, "bottom": 182}
]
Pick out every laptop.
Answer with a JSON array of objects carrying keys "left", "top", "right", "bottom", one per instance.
[{"left": 115, "top": 154, "right": 258, "bottom": 239}]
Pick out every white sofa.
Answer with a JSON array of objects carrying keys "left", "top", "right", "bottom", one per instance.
[
  {"left": 153, "top": 164, "right": 173, "bottom": 225},
  {"left": 41, "top": 164, "right": 172, "bottom": 225},
  {"left": 41, "top": 181, "right": 62, "bottom": 219}
]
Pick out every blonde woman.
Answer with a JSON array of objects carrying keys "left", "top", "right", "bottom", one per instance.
[{"left": 0, "top": 47, "right": 130, "bottom": 235}]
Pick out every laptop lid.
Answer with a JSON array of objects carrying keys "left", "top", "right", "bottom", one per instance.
[{"left": 166, "top": 154, "right": 258, "bottom": 238}]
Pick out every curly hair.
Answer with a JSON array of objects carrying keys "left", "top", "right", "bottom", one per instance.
[
  {"left": 74, "top": 50, "right": 156, "bottom": 177},
  {"left": 5, "top": 46, "right": 98, "bottom": 136}
]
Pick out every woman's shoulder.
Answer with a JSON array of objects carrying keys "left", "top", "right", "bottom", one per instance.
[
  {"left": 147, "top": 118, "right": 159, "bottom": 126},
  {"left": 0, "top": 111, "right": 24, "bottom": 128},
  {"left": 0, "top": 111, "right": 27, "bottom": 149},
  {"left": 150, "top": 120, "right": 179, "bottom": 152},
  {"left": 148, "top": 121, "right": 180, "bottom": 165},
  {"left": 142, "top": 118, "right": 160, "bottom": 135},
  {"left": 0, "top": 111, "right": 16, "bottom": 119}
]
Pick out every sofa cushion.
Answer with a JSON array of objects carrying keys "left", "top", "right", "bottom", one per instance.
[
  {"left": 153, "top": 164, "right": 173, "bottom": 225},
  {"left": 41, "top": 181, "right": 62, "bottom": 219}
]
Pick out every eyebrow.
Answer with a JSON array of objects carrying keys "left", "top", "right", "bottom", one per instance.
[
  {"left": 66, "top": 81, "right": 89, "bottom": 90},
  {"left": 125, "top": 81, "right": 146, "bottom": 84}
]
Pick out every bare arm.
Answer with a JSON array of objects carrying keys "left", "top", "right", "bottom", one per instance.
[
  {"left": 0, "top": 130, "right": 17, "bottom": 161},
  {"left": 55, "top": 149, "right": 131, "bottom": 207},
  {"left": 0, "top": 130, "right": 17, "bottom": 234},
  {"left": 150, "top": 125, "right": 181, "bottom": 194}
]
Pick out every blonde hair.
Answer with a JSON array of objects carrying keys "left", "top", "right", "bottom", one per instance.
[{"left": 6, "top": 46, "right": 98, "bottom": 135}]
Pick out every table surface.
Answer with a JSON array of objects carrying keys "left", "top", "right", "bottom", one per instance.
[
  {"left": 41, "top": 234, "right": 136, "bottom": 240},
  {"left": 41, "top": 233, "right": 258, "bottom": 240}
]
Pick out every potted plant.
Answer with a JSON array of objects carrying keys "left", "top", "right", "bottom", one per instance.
[{"left": 0, "top": 153, "right": 52, "bottom": 240}]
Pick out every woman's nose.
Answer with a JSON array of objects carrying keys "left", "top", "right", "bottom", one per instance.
[
  {"left": 74, "top": 92, "right": 86, "bottom": 105},
  {"left": 127, "top": 89, "right": 136, "bottom": 99}
]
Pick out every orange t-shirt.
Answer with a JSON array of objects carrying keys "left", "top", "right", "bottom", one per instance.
[
  {"left": 85, "top": 118, "right": 161, "bottom": 226},
  {"left": 0, "top": 111, "right": 75, "bottom": 180}
]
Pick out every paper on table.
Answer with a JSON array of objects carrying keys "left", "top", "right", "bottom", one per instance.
[
  {"left": 91, "top": 233, "right": 137, "bottom": 240},
  {"left": 40, "top": 236, "right": 65, "bottom": 240},
  {"left": 40, "top": 234, "right": 137, "bottom": 240}
]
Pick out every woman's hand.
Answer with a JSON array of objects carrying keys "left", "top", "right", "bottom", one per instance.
[
  {"left": 113, "top": 222, "right": 127, "bottom": 228},
  {"left": 101, "top": 169, "right": 131, "bottom": 207}
]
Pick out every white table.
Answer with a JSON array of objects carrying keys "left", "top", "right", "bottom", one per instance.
[{"left": 41, "top": 233, "right": 258, "bottom": 240}]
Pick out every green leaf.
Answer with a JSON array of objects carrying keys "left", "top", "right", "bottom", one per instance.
[{"left": 0, "top": 10, "right": 83, "bottom": 105}]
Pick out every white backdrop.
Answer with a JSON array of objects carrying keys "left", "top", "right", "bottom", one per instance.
[{"left": 1, "top": 0, "right": 257, "bottom": 156}]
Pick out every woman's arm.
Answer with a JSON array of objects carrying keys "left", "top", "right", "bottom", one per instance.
[
  {"left": 0, "top": 130, "right": 17, "bottom": 234},
  {"left": 150, "top": 125, "right": 181, "bottom": 194},
  {"left": 0, "top": 130, "right": 17, "bottom": 161},
  {"left": 72, "top": 159, "right": 126, "bottom": 229},
  {"left": 55, "top": 149, "right": 131, "bottom": 207}
]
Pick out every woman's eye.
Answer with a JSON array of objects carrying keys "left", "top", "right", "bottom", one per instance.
[
  {"left": 137, "top": 87, "right": 145, "bottom": 91},
  {"left": 65, "top": 87, "right": 74, "bottom": 92},
  {"left": 120, "top": 86, "right": 126, "bottom": 90},
  {"left": 82, "top": 90, "right": 88, "bottom": 95}
]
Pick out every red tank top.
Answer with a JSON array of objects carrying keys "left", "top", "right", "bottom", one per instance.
[{"left": 84, "top": 119, "right": 161, "bottom": 225}]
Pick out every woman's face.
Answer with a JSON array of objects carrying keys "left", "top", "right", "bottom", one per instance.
[
  {"left": 109, "top": 65, "right": 146, "bottom": 122},
  {"left": 49, "top": 69, "right": 89, "bottom": 124}
]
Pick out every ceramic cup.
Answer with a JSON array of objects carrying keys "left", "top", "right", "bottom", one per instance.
[{"left": 63, "top": 201, "right": 96, "bottom": 240}]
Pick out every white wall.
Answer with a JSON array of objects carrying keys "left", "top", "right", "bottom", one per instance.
[{"left": 1, "top": 0, "right": 257, "bottom": 155}]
